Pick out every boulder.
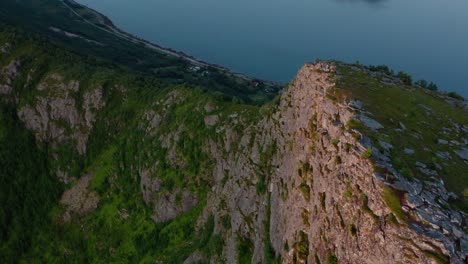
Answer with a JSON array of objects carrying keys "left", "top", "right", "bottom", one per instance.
[
  {"left": 357, "top": 114, "right": 384, "bottom": 131},
  {"left": 437, "top": 139, "right": 449, "bottom": 145},
  {"left": 404, "top": 148, "right": 415, "bottom": 155},
  {"left": 454, "top": 148, "right": 468, "bottom": 160}
]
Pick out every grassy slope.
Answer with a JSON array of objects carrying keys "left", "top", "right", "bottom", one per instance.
[
  {"left": 335, "top": 65, "right": 468, "bottom": 212},
  {"left": 0, "top": 24, "right": 267, "bottom": 262},
  {"left": 0, "top": 0, "right": 278, "bottom": 103}
]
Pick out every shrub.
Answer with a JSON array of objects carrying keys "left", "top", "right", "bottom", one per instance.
[
  {"left": 299, "top": 183, "right": 311, "bottom": 200},
  {"left": 415, "top": 80, "right": 438, "bottom": 91},
  {"left": 447, "top": 92, "right": 464, "bottom": 101},
  {"left": 427, "top": 82, "right": 438, "bottom": 91},
  {"left": 315, "top": 253, "right": 322, "bottom": 264},
  {"left": 349, "top": 224, "right": 357, "bottom": 236},
  {"left": 296, "top": 231, "right": 309, "bottom": 260},
  {"left": 346, "top": 119, "right": 364, "bottom": 130},
  {"left": 362, "top": 147, "right": 373, "bottom": 159},
  {"left": 331, "top": 138, "right": 339, "bottom": 148},
  {"left": 415, "top": 79, "right": 428, "bottom": 88},
  {"left": 397, "top": 71, "right": 412, "bottom": 85},
  {"left": 237, "top": 236, "right": 254, "bottom": 264},
  {"left": 319, "top": 192, "right": 326, "bottom": 210},
  {"left": 326, "top": 252, "right": 339, "bottom": 264},
  {"left": 368, "top": 64, "right": 393, "bottom": 76}
]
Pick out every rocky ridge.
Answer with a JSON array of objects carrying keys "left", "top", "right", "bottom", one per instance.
[
  {"left": 137, "top": 62, "right": 467, "bottom": 263},
  {"left": 1, "top": 37, "right": 466, "bottom": 262},
  {"left": 193, "top": 62, "right": 466, "bottom": 263}
]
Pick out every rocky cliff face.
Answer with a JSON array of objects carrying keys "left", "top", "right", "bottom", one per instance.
[
  {"left": 1, "top": 35, "right": 466, "bottom": 263},
  {"left": 188, "top": 63, "right": 466, "bottom": 263}
]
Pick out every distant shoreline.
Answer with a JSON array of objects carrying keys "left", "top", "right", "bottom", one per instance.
[{"left": 62, "top": 0, "right": 282, "bottom": 88}]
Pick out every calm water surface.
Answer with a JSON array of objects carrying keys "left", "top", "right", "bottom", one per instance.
[{"left": 76, "top": 0, "right": 468, "bottom": 97}]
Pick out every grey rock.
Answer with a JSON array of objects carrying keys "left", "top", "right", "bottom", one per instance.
[
  {"left": 462, "top": 125, "right": 468, "bottom": 133},
  {"left": 399, "top": 122, "right": 406, "bottom": 130},
  {"left": 392, "top": 178, "right": 422, "bottom": 195},
  {"left": 454, "top": 148, "right": 468, "bottom": 160},
  {"left": 379, "top": 140, "right": 393, "bottom": 151},
  {"left": 151, "top": 189, "right": 198, "bottom": 223},
  {"left": 183, "top": 251, "right": 206, "bottom": 264},
  {"left": 406, "top": 193, "right": 424, "bottom": 209},
  {"left": 358, "top": 114, "right": 384, "bottom": 131},
  {"left": 452, "top": 227, "right": 464, "bottom": 239},
  {"left": 438, "top": 139, "right": 449, "bottom": 145},
  {"left": 0, "top": 42, "right": 10, "bottom": 53},
  {"left": 461, "top": 237, "right": 468, "bottom": 257},
  {"left": 404, "top": 148, "right": 415, "bottom": 155},
  {"left": 418, "top": 104, "right": 433, "bottom": 113},
  {"left": 60, "top": 174, "right": 99, "bottom": 222},
  {"left": 436, "top": 151, "right": 451, "bottom": 160},
  {"left": 204, "top": 115, "right": 220, "bottom": 127},
  {"left": 415, "top": 161, "right": 427, "bottom": 168},
  {"left": 349, "top": 99, "right": 363, "bottom": 110},
  {"left": 418, "top": 167, "right": 438, "bottom": 176}
]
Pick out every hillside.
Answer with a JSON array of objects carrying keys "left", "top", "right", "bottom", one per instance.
[
  {"left": 0, "top": 0, "right": 280, "bottom": 104},
  {"left": 1, "top": 2, "right": 468, "bottom": 264}
]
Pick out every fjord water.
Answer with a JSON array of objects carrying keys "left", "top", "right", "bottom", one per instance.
[{"left": 76, "top": 0, "right": 468, "bottom": 97}]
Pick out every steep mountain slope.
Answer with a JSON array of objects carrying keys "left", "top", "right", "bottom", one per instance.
[
  {"left": 0, "top": 0, "right": 280, "bottom": 103},
  {"left": 1, "top": 12, "right": 468, "bottom": 264}
]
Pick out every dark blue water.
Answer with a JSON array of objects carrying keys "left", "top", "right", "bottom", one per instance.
[{"left": 76, "top": 0, "right": 468, "bottom": 97}]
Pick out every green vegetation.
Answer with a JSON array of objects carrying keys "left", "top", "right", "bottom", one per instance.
[
  {"left": 0, "top": 0, "right": 280, "bottom": 104},
  {"left": 256, "top": 142, "right": 278, "bottom": 195},
  {"left": 362, "top": 147, "right": 373, "bottom": 159},
  {"left": 368, "top": 64, "right": 393, "bottom": 76},
  {"left": 397, "top": 71, "right": 412, "bottom": 85},
  {"left": 264, "top": 195, "right": 279, "bottom": 264},
  {"left": 336, "top": 65, "right": 468, "bottom": 212},
  {"left": 423, "top": 250, "right": 450, "bottom": 264},
  {"left": 349, "top": 224, "right": 357, "bottom": 236},
  {"left": 326, "top": 252, "right": 339, "bottom": 264},
  {"left": 367, "top": 64, "right": 449, "bottom": 94},
  {"left": 237, "top": 236, "right": 254, "bottom": 264},
  {"left": 315, "top": 253, "right": 322, "bottom": 264},
  {"left": 319, "top": 192, "right": 326, "bottom": 210},
  {"left": 415, "top": 80, "right": 438, "bottom": 91},
  {"left": 343, "top": 181, "right": 353, "bottom": 200},
  {"left": 346, "top": 119, "right": 364, "bottom": 130},
  {"left": 294, "top": 231, "right": 309, "bottom": 262},
  {"left": 299, "top": 183, "right": 311, "bottom": 201},
  {"left": 447, "top": 92, "right": 464, "bottom": 101},
  {"left": 0, "top": 18, "right": 268, "bottom": 262},
  {"left": 382, "top": 186, "right": 407, "bottom": 223},
  {"left": 0, "top": 106, "right": 62, "bottom": 262},
  {"left": 0, "top": 0, "right": 467, "bottom": 261}
]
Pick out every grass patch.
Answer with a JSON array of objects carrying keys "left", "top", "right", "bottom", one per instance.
[
  {"left": 336, "top": 64, "right": 468, "bottom": 212},
  {"left": 382, "top": 186, "right": 407, "bottom": 223},
  {"left": 299, "top": 183, "right": 311, "bottom": 201},
  {"left": 237, "top": 236, "right": 254, "bottom": 264},
  {"left": 326, "top": 252, "right": 339, "bottom": 264}
]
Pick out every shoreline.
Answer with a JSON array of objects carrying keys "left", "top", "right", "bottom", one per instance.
[{"left": 62, "top": 0, "right": 282, "bottom": 88}]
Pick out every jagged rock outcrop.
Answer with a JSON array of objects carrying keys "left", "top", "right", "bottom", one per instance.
[
  {"left": 60, "top": 173, "right": 99, "bottom": 222},
  {"left": 0, "top": 60, "right": 20, "bottom": 95},
  {"left": 18, "top": 73, "right": 104, "bottom": 155},
  {"left": 191, "top": 63, "right": 466, "bottom": 263}
]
